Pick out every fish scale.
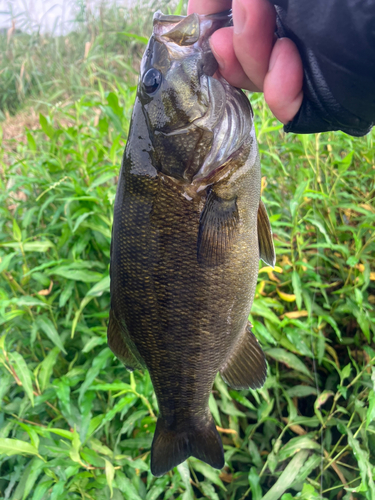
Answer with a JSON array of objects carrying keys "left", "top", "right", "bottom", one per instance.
[{"left": 108, "top": 10, "right": 275, "bottom": 476}]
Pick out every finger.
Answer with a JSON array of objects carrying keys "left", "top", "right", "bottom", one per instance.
[
  {"left": 232, "top": 0, "right": 276, "bottom": 91},
  {"left": 264, "top": 38, "right": 304, "bottom": 123},
  {"left": 210, "top": 27, "right": 260, "bottom": 91},
  {"left": 187, "top": 0, "right": 232, "bottom": 15}
]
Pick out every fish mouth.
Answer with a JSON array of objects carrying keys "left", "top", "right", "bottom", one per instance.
[
  {"left": 154, "top": 75, "right": 225, "bottom": 138},
  {"left": 155, "top": 74, "right": 253, "bottom": 187},
  {"left": 193, "top": 76, "right": 253, "bottom": 183}
]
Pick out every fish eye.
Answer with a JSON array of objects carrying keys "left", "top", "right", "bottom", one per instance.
[{"left": 143, "top": 68, "right": 162, "bottom": 95}]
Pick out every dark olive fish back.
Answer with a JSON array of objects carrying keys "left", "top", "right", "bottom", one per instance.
[{"left": 109, "top": 10, "right": 275, "bottom": 477}]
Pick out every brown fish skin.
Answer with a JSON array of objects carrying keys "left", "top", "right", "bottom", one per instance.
[{"left": 108, "top": 10, "right": 275, "bottom": 477}]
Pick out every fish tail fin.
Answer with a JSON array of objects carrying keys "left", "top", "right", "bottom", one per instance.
[{"left": 151, "top": 414, "right": 224, "bottom": 476}]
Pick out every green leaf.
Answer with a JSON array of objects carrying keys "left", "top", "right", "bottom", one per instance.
[
  {"left": 79, "top": 348, "right": 113, "bottom": 403},
  {"left": 82, "top": 335, "right": 106, "bottom": 353},
  {"left": 341, "top": 363, "right": 351, "bottom": 381},
  {"left": 114, "top": 471, "right": 143, "bottom": 500},
  {"left": 0, "top": 252, "right": 15, "bottom": 273},
  {"left": 69, "top": 428, "right": 82, "bottom": 464},
  {"left": 292, "top": 270, "right": 302, "bottom": 310},
  {"left": 262, "top": 450, "right": 310, "bottom": 500},
  {"left": 71, "top": 295, "right": 93, "bottom": 338},
  {"left": 190, "top": 459, "right": 226, "bottom": 490},
  {"left": 50, "top": 481, "right": 66, "bottom": 500},
  {"left": 209, "top": 393, "right": 222, "bottom": 426},
  {"left": 146, "top": 485, "right": 166, "bottom": 500},
  {"left": 319, "top": 314, "right": 342, "bottom": 341},
  {"left": 38, "top": 346, "right": 60, "bottom": 392},
  {"left": 0, "top": 438, "right": 39, "bottom": 457},
  {"left": 31, "top": 480, "right": 54, "bottom": 500},
  {"left": 230, "top": 391, "right": 257, "bottom": 410},
  {"left": 200, "top": 481, "right": 220, "bottom": 500},
  {"left": 37, "top": 316, "right": 66, "bottom": 354},
  {"left": 26, "top": 131, "right": 37, "bottom": 152},
  {"left": 347, "top": 428, "right": 375, "bottom": 497},
  {"left": 248, "top": 467, "right": 262, "bottom": 500},
  {"left": 22, "top": 458, "right": 45, "bottom": 500},
  {"left": 337, "top": 150, "right": 353, "bottom": 173},
  {"left": 277, "top": 437, "right": 320, "bottom": 462},
  {"left": 86, "top": 275, "right": 110, "bottom": 296},
  {"left": 59, "top": 280, "right": 75, "bottom": 308},
  {"left": 48, "top": 268, "right": 103, "bottom": 282},
  {"left": 73, "top": 211, "right": 94, "bottom": 233},
  {"left": 17, "top": 421, "right": 40, "bottom": 449},
  {"left": 39, "top": 427, "right": 75, "bottom": 440},
  {"left": 286, "top": 386, "right": 317, "bottom": 398},
  {"left": 265, "top": 348, "right": 313, "bottom": 378},
  {"left": 89, "top": 171, "right": 117, "bottom": 190},
  {"left": 367, "top": 391, "right": 375, "bottom": 429},
  {"left": 105, "top": 460, "right": 115, "bottom": 498},
  {"left": 252, "top": 300, "right": 281, "bottom": 325},
  {"left": 54, "top": 378, "right": 71, "bottom": 415},
  {"left": 290, "top": 453, "right": 321, "bottom": 489},
  {"left": 23, "top": 240, "right": 54, "bottom": 252},
  {"left": 11, "top": 296, "right": 49, "bottom": 308},
  {"left": 9, "top": 351, "right": 34, "bottom": 406},
  {"left": 177, "top": 462, "right": 194, "bottom": 500},
  {"left": 39, "top": 113, "right": 54, "bottom": 138},
  {"left": 173, "top": 0, "right": 185, "bottom": 15},
  {"left": 117, "top": 32, "right": 148, "bottom": 44},
  {"left": 13, "top": 219, "right": 22, "bottom": 242}
]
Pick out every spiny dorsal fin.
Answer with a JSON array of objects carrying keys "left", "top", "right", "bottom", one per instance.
[
  {"left": 162, "top": 13, "right": 200, "bottom": 45},
  {"left": 258, "top": 199, "right": 276, "bottom": 268},
  {"left": 197, "top": 189, "right": 239, "bottom": 267},
  {"left": 220, "top": 324, "right": 267, "bottom": 390}
]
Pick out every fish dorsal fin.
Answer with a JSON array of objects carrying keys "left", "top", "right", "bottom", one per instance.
[
  {"left": 258, "top": 199, "right": 276, "bottom": 268},
  {"left": 197, "top": 189, "right": 239, "bottom": 267},
  {"left": 162, "top": 13, "right": 200, "bottom": 46},
  {"left": 220, "top": 324, "right": 267, "bottom": 390}
]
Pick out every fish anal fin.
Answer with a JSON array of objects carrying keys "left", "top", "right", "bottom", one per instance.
[
  {"left": 220, "top": 324, "right": 267, "bottom": 390},
  {"left": 197, "top": 189, "right": 239, "bottom": 267},
  {"left": 258, "top": 199, "right": 276, "bottom": 268},
  {"left": 107, "top": 309, "right": 143, "bottom": 371},
  {"left": 151, "top": 413, "right": 224, "bottom": 476}
]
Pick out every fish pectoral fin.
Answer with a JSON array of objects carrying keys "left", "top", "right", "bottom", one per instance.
[
  {"left": 151, "top": 414, "right": 224, "bottom": 477},
  {"left": 220, "top": 324, "right": 267, "bottom": 390},
  {"left": 197, "top": 189, "right": 239, "bottom": 267},
  {"left": 258, "top": 199, "right": 276, "bottom": 268},
  {"left": 107, "top": 309, "right": 144, "bottom": 372}
]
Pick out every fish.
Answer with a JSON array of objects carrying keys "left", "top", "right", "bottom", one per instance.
[{"left": 108, "top": 10, "right": 276, "bottom": 477}]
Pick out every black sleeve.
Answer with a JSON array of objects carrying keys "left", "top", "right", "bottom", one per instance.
[{"left": 271, "top": 0, "right": 375, "bottom": 136}]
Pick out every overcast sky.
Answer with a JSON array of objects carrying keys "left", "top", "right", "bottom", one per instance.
[{"left": 0, "top": 0, "right": 139, "bottom": 34}]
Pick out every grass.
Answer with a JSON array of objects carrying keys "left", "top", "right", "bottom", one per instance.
[{"left": 0, "top": 2, "right": 375, "bottom": 499}]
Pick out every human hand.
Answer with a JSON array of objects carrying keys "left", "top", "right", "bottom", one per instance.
[{"left": 187, "top": 0, "right": 303, "bottom": 125}]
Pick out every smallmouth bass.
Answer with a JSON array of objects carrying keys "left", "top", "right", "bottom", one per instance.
[{"left": 108, "top": 10, "right": 275, "bottom": 476}]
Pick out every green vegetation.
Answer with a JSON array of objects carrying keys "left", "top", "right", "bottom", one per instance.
[{"left": 0, "top": 2, "right": 374, "bottom": 499}]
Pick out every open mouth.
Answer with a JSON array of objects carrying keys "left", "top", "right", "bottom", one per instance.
[{"left": 155, "top": 75, "right": 226, "bottom": 138}]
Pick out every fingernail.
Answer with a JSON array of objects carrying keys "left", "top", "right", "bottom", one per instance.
[
  {"left": 210, "top": 40, "right": 225, "bottom": 70},
  {"left": 233, "top": 0, "right": 246, "bottom": 35}
]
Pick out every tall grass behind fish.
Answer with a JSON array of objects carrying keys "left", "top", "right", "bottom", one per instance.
[{"left": 108, "top": 10, "right": 275, "bottom": 476}]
